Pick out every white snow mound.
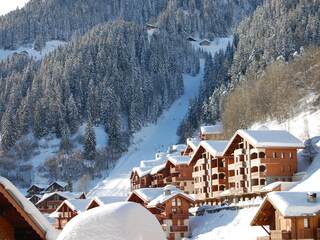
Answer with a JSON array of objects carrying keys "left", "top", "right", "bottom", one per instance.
[{"left": 57, "top": 202, "right": 165, "bottom": 240}]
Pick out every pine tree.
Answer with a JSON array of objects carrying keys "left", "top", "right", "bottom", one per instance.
[
  {"left": 83, "top": 117, "right": 96, "bottom": 160},
  {"left": 1, "top": 110, "right": 17, "bottom": 151}
]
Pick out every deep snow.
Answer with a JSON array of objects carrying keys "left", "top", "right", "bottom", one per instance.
[
  {"left": 89, "top": 61, "right": 204, "bottom": 197},
  {"left": 0, "top": 40, "right": 66, "bottom": 61},
  {"left": 190, "top": 207, "right": 267, "bottom": 240}
]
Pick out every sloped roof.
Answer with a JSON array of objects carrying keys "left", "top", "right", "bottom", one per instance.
[
  {"left": 147, "top": 185, "right": 194, "bottom": 208},
  {"left": 0, "top": 177, "right": 58, "bottom": 240},
  {"left": 260, "top": 181, "right": 298, "bottom": 192},
  {"left": 224, "top": 129, "right": 304, "bottom": 155},
  {"left": 128, "top": 188, "right": 164, "bottom": 203},
  {"left": 58, "top": 198, "right": 92, "bottom": 213},
  {"left": 200, "top": 123, "right": 223, "bottom": 135},
  {"left": 168, "top": 155, "right": 190, "bottom": 165},
  {"left": 36, "top": 191, "right": 85, "bottom": 205},
  {"left": 27, "top": 184, "right": 47, "bottom": 192},
  {"left": 45, "top": 181, "right": 68, "bottom": 191},
  {"left": 201, "top": 140, "right": 229, "bottom": 157},
  {"left": 268, "top": 191, "right": 320, "bottom": 217},
  {"left": 92, "top": 196, "right": 126, "bottom": 206},
  {"left": 186, "top": 137, "right": 201, "bottom": 151},
  {"left": 189, "top": 140, "right": 229, "bottom": 165}
]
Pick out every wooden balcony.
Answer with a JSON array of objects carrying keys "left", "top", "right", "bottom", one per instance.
[
  {"left": 234, "top": 148, "right": 245, "bottom": 156},
  {"left": 251, "top": 172, "right": 266, "bottom": 178},
  {"left": 170, "top": 167, "right": 179, "bottom": 174},
  {"left": 192, "top": 169, "right": 207, "bottom": 178},
  {"left": 170, "top": 225, "right": 188, "bottom": 232},
  {"left": 211, "top": 166, "right": 226, "bottom": 174},
  {"left": 212, "top": 178, "right": 226, "bottom": 185},
  {"left": 270, "top": 230, "right": 291, "bottom": 240}
]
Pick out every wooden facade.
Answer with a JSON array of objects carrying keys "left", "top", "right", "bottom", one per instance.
[
  {"left": 223, "top": 130, "right": 303, "bottom": 196},
  {"left": 0, "top": 178, "right": 54, "bottom": 240},
  {"left": 36, "top": 192, "right": 86, "bottom": 213},
  {"left": 45, "top": 181, "right": 68, "bottom": 193},
  {"left": 128, "top": 186, "right": 194, "bottom": 240},
  {"left": 189, "top": 141, "right": 229, "bottom": 203},
  {"left": 26, "top": 185, "right": 45, "bottom": 198},
  {"left": 252, "top": 192, "right": 320, "bottom": 240}
]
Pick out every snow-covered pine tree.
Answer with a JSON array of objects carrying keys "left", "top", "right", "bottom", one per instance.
[{"left": 84, "top": 117, "right": 96, "bottom": 160}]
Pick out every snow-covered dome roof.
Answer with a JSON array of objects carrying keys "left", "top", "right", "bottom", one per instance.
[{"left": 57, "top": 202, "right": 165, "bottom": 240}]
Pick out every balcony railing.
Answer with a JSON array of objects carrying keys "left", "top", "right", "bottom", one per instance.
[{"left": 170, "top": 225, "right": 188, "bottom": 232}]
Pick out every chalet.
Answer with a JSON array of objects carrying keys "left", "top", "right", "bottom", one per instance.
[
  {"left": 146, "top": 23, "right": 158, "bottom": 30},
  {"left": 86, "top": 196, "right": 126, "bottom": 210},
  {"left": 167, "top": 155, "right": 193, "bottom": 194},
  {"left": 52, "top": 198, "right": 92, "bottom": 229},
  {"left": 189, "top": 140, "right": 229, "bottom": 203},
  {"left": 130, "top": 152, "right": 169, "bottom": 191},
  {"left": 223, "top": 130, "right": 304, "bottom": 196},
  {"left": 183, "top": 138, "right": 200, "bottom": 156},
  {"left": 0, "top": 177, "right": 58, "bottom": 240},
  {"left": 45, "top": 181, "right": 69, "bottom": 193},
  {"left": 130, "top": 168, "right": 152, "bottom": 191},
  {"left": 36, "top": 191, "right": 86, "bottom": 213},
  {"left": 200, "top": 123, "right": 224, "bottom": 140},
  {"left": 28, "top": 194, "right": 43, "bottom": 205},
  {"left": 251, "top": 191, "right": 320, "bottom": 240},
  {"left": 199, "top": 39, "right": 210, "bottom": 46},
  {"left": 186, "top": 36, "right": 197, "bottom": 42},
  {"left": 26, "top": 184, "right": 46, "bottom": 197},
  {"left": 128, "top": 185, "right": 195, "bottom": 240},
  {"left": 150, "top": 161, "right": 175, "bottom": 188}
]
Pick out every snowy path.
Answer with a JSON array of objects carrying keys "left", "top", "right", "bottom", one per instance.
[{"left": 88, "top": 61, "right": 204, "bottom": 197}]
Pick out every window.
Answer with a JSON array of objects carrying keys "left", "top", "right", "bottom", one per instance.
[
  {"left": 172, "top": 207, "right": 177, "bottom": 213},
  {"left": 273, "top": 152, "right": 277, "bottom": 158},
  {"left": 172, "top": 199, "right": 176, "bottom": 206},
  {"left": 304, "top": 218, "right": 310, "bottom": 228},
  {"left": 289, "top": 152, "right": 293, "bottom": 159},
  {"left": 177, "top": 199, "right": 182, "bottom": 206},
  {"left": 281, "top": 153, "right": 285, "bottom": 158}
]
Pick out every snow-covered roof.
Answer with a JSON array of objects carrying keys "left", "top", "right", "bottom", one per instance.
[
  {"left": 201, "top": 140, "right": 229, "bottom": 157},
  {"left": 268, "top": 191, "right": 320, "bottom": 217},
  {"left": 0, "top": 177, "right": 58, "bottom": 240},
  {"left": 241, "top": 130, "right": 304, "bottom": 148},
  {"left": 170, "top": 144, "right": 187, "bottom": 153},
  {"left": 129, "top": 188, "right": 164, "bottom": 203},
  {"left": 27, "top": 183, "right": 47, "bottom": 192},
  {"left": 150, "top": 163, "right": 166, "bottom": 175},
  {"left": 57, "top": 202, "right": 165, "bottom": 240},
  {"left": 260, "top": 181, "right": 298, "bottom": 192},
  {"left": 58, "top": 199, "right": 92, "bottom": 213},
  {"left": 200, "top": 123, "right": 223, "bottom": 135},
  {"left": 147, "top": 185, "right": 194, "bottom": 208},
  {"left": 90, "top": 196, "right": 126, "bottom": 207},
  {"left": 46, "top": 181, "right": 68, "bottom": 190},
  {"left": 224, "top": 130, "right": 304, "bottom": 155},
  {"left": 168, "top": 155, "right": 191, "bottom": 165},
  {"left": 36, "top": 191, "right": 85, "bottom": 205},
  {"left": 186, "top": 137, "right": 201, "bottom": 150}
]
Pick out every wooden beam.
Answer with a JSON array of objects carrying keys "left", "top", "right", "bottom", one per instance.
[{"left": 261, "top": 225, "right": 270, "bottom": 235}]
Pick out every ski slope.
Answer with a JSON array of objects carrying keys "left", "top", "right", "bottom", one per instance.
[
  {"left": 89, "top": 37, "right": 234, "bottom": 197},
  {"left": 88, "top": 62, "right": 204, "bottom": 197}
]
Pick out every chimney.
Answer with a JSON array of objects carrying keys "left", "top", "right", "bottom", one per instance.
[
  {"left": 164, "top": 189, "right": 171, "bottom": 196},
  {"left": 307, "top": 192, "right": 317, "bottom": 202}
]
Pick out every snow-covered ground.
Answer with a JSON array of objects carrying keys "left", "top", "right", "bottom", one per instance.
[
  {"left": 0, "top": 40, "right": 66, "bottom": 61},
  {"left": 89, "top": 62, "right": 204, "bottom": 197},
  {"left": 28, "top": 124, "right": 108, "bottom": 185},
  {"left": 191, "top": 36, "right": 233, "bottom": 56},
  {"left": 190, "top": 207, "right": 267, "bottom": 240}
]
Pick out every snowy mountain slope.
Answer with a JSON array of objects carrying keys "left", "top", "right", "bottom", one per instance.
[
  {"left": 26, "top": 125, "right": 108, "bottom": 185},
  {"left": 88, "top": 62, "right": 204, "bottom": 197},
  {"left": 190, "top": 207, "right": 267, "bottom": 240},
  {"left": 0, "top": 40, "right": 66, "bottom": 61},
  {"left": 88, "top": 38, "right": 234, "bottom": 198}
]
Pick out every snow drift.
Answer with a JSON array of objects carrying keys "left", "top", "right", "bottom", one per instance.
[{"left": 57, "top": 202, "right": 165, "bottom": 240}]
